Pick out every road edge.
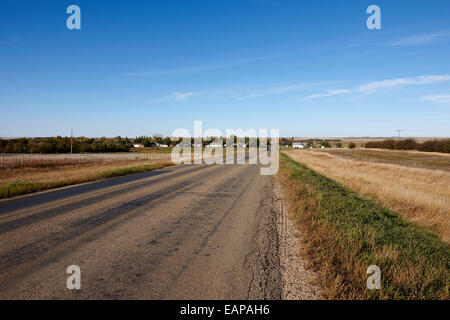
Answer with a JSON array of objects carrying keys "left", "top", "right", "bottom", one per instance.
[{"left": 274, "top": 177, "right": 322, "bottom": 300}]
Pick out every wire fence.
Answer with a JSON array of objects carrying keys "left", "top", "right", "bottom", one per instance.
[{"left": 0, "top": 153, "right": 172, "bottom": 169}]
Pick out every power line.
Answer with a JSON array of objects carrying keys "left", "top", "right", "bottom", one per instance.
[{"left": 395, "top": 129, "right": 403, "bottom": 139}]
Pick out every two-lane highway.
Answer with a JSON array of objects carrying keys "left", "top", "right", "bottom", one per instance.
[{"left": 0, "top": 163, "right": 282, "bottom": 299}]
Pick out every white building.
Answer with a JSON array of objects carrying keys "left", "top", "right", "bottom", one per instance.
[
  {"left": 208, "top": 143, "right": 223, "bottom": 148},
  {"left": 292, "top": 142, "right": 306, "bottom": 149}
]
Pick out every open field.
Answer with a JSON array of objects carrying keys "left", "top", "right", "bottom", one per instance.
[
  {"left": 278, "top": 153, "right": 450, "bottom": 299},
  {"left": 0, "top": 153, "right": 172, "bottom": 169},
  {"left": 0, "top": 148, "right": 252, "bottom": 169},
  {"left": 322, "top": 148, "right": 450, "bottom": 171},
  {"left": 0, "top": 150, "right": 250, "bottom": 198},
  {"left": 0, "top": 157, "right": 173, "bottom": 199},
  {"left": 284, "top": 149, "right": 450, "bottom": 244}
]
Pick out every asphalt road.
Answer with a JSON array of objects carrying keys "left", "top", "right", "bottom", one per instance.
[{"left": 0, "top": 162, "right": 282, "bottom": 299}]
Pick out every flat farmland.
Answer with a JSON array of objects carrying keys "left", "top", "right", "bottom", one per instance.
[
  {"left": 0, "top": 153, "right": 172, "bottom": 169},
  {"left": 0, "top": 153, "right": 173, "bottom": 199},
  {"left": 323, "top": 148, "right": 450, "bottom": 171},
  {"left": 284, "top": 148, "right": 450, "bottom": 243},
  {"left": 0, "top": 150, "right": 248, "bottom": 198}
]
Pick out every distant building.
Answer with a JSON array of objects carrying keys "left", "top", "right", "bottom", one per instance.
[
  {"left": 133, "top": 143, "right": 144, "bottom": 148},
  {"left": 208, "top": 143, "right": 223, "bottom": 148},
  {"left": 292, "top": 142, "right": 306, "bottom": 149},
  {"left": 178, "top": 142, "right": 191, "bottom": 147}
]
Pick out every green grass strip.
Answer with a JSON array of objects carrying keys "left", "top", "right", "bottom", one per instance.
[{"left": 281, "top": 153, "right": 449, "bottom": 299}]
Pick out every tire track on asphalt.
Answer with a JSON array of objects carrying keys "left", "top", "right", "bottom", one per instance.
[
  {"left": 157, "top": 170, "right": 253, "bottom": 298},
  {"left": 0, "top": 164, "right": 211, "bottom": 234},
  {"left": 78, "top": 165, "right": 248, "bottom": 299},
  {"left": 0, "top": 165, "right": 231, "bottom": 290}
]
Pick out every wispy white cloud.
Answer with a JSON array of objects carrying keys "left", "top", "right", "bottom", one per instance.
[
  {"left": 150, "top": 92, "right": 197, "bottom": 103},
  {"left": 305, "top": 74, "right": 450, "bottom": 100},
  {"left": 123, "top": 66, "right": 212, "bottom": 77},
  {"left": 237, "top": 82, "right": 327, "bottom": 100},
  {"left": 305, "top": 89, "right": 351, "bottom": 100},
  {"left": 149, "top": 81, "right": 332, "bottom": 103},
  {"left": 172, "top": 92, "right": 197, "bottom": 101},
  {"left": 400, "top": 114, "right": 450, "bottom": 120},
  {"left": 355, "top": 75, "right": 450, "bottom": 93},
  {"left": 123, "top": 56, "right": 272, "bottom": 77},
  {"left": 387, "top": 31, "right": 450, "bottom": 46},
  {"left": 420, "top": 95, "right": 450, "bottom": 104}
]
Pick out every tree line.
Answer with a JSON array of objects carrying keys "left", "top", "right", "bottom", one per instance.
[
  {"left": 134, "top": 135, "right": 172, "bottom": 147},
  {"left": 0, "top": 136, "right": 133, "bottom": 153},
  {"left": 365, "top": 139, "right": 450, "bottom": 153}
]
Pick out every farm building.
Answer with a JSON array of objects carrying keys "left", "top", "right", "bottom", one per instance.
[{"left": 292, "top": 142, "right": 306, "bottom": 149}]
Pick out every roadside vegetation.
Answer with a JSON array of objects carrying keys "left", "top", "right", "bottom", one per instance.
[
  {"left": 365, "top": 138, "right": 450, "bottom": 153},
  {"left": 131, "top": 146, "right": 174, "bottom": 153},
  {"left": 0, "top": 134, "right": 260, "bottom": 154},
  {"left": 0, "top": 161, "right": 173, "bottom": 199},
  {"left": 285, "top": 149, "right": 450, "bottom": 243},
  {"left": 0, "top": 136, "right": 133, "bottom": 153},
  {"left": 278, "top": 153, "right": 450, "bottom": 299}
]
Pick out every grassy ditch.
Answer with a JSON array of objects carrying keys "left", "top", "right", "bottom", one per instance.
[
  {"left": 278, "top": 153, "right": 449, "bottom": 299},
  {"left": 0, "top": 162, "right": 174, "bottom": 199}
]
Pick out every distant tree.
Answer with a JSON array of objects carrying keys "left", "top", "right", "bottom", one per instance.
[
  {"left": 394, "top": 139, "right": 417, "bottom": 150},
  {"left": 153, "top": 135, "right": 163, "bottom": 144},
  {"left": 348, "top": 142, "right": 356, "bottom": 149},
  {"left": 163, "top": 137, "right": 171, "bottom": 146}
]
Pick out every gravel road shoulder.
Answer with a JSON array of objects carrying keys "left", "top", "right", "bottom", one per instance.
[{"left": 274, "top": 178, "right": 322, "bottom": 300}]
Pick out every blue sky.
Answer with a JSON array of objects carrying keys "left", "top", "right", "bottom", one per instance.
[{"left": 1, "top": 0, "right": 449, "bottom": 138}]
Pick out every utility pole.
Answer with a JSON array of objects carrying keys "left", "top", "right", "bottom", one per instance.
[
  {"left": 395, "top": 129, "right": 403, "bottom": 139},
  {"left": 70, "top": 129, "right": 73, "bottom": 154}
]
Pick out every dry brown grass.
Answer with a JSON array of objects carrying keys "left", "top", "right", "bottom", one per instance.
[
  {"left": 278, "top": 154, "right": 449, "bottom": 299},
  {"left": 323, "top": 148, "right": 450, "bottom": 171},
  {"left": 0, "top": 159, "right": 171, "bottom": 187},
  {"left": 285, "top": 149, "right": 450, "bottom": 243},
  {"left": 0, "top": 151, "right": 223, "bottom": 198}
]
